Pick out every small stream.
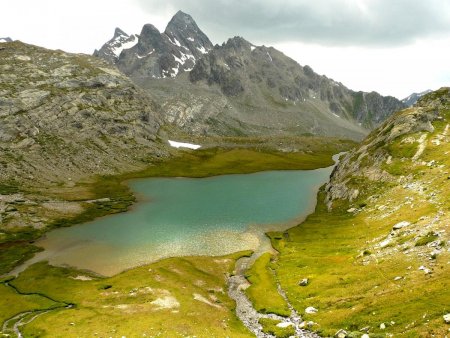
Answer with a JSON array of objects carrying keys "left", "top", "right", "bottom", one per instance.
[
  {"left": 228, "top": 256, "right": 321, "bottom": 338},
  {"left": 1, "top": 280, "right": 73, "bottom": 338}
]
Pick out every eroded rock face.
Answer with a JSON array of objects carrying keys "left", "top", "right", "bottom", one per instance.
[{"left": 0, "top": 41, "right": 167, "bottom": 186}]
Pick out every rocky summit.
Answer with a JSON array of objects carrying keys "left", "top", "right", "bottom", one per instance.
[{"left": 96, "top": 11, "right": 213, "bottom": 79}]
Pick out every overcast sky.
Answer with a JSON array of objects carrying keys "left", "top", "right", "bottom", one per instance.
[{"left": 2, "top": 0, "right": 450, "bottom": 99}]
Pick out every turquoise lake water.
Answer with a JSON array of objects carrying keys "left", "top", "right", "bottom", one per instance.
[{"left": 23, "top": 166, "right": 335, "bottom": 276}]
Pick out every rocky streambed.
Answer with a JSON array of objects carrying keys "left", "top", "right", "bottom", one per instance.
[{"left": 228, "top": 255, "right": 321, "bottom": 338}]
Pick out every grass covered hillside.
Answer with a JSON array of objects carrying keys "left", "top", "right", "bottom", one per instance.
[{"left": 256, "top": 88, "right": 450, "bottom": 337}]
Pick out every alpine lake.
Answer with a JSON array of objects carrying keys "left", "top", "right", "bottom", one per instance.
[{"left": 17, "top": 163, "right": 337, "bottom": 276}]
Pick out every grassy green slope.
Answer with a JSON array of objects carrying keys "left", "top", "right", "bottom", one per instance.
[
  {"left": 265, "top": 89, "right": 450, "bottom": 337},
  {"left": 3, "top": 252, "right": 253, "bottom": 337}
]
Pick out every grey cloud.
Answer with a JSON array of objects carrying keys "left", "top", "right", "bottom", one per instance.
[{"left": 135, "top": 0, "right": 450, "bottom": 46}]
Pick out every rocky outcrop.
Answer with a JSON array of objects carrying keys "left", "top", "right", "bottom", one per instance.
[
  {"left": 325, "top": 88, "right": 448, "bottom": 209},
  {"left": 0, "top": 41, "right": 167, "bottom": 186}
]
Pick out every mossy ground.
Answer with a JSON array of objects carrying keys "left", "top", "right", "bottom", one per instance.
[
  {"left": 2, "top": 252, "right": 253, "bottom": 337},
  {"left": 258, "top": 318, "right": 295, "bottom": 338},
  {"left": 244, "top": 253, "right": 290, "bottom": 316}
]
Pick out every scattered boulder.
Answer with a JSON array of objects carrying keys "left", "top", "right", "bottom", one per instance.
[
  {"left": 418, "top": 265, "right": 432, "bottom": 274},
  {"left": 380, "top": 323, "right": 386, "bottom": 329},
  {"left": 276, "top": 322, "right": 294, "bottom": 328},
  {"left": 361, "top": 334, "right": 370, "bottom": 338},
  {"left": 299, "top": 278, "right": 309, "bottom": 286},
  {"left": 394, "top": 276, "right": 403, "bottom": 281},
  {"left": 305, "top": 306, "right": 318, "bottom": 314},
  {"left": 379, "top": 238, "right": 392, "bottom": 248},
  {"left": 393, "top": 221, "right": 411, "bottom": 230},
  {"left": 299, "top": 321, "right": 315, "bottom": 328},
  {"left": 444, "top": 313, "right": 450, "bottom": 324},
  {"left": 335, "top": 329, "right": 348, "bottom": 338}
]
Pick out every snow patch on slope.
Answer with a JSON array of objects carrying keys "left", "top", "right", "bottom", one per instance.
[
  {"left": 110, "top": 35, "right": 138, "bottom": 57},
  {"left": 168, "top": 140, "right": 201, "bottom": 149},
  {"left": 136, "top": 49, "right": 155, "bottom": 59},
  {"left": 197, "top": 45, "right": 208, "bottom": 54}
]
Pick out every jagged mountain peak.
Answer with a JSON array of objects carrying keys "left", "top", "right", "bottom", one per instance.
[
  {"left": 102, "top": 11, "right": 212, "bottom": 79},
  {"left": 141, "top": 23, "right": 160, "bottom": 35},
  {"left": 113, "top": 27, "right": 128, "bottom": 38},
  {"left": 93, "top": 28, "right": 138, "bottom": 64},
  {"left": 165, "top": 10, "right": 197, "bottom": 32}
]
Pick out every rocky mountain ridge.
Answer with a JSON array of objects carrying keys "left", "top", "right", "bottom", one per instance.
[
  {"left": 402, "top": 89, "right": 433, "bottom": 107},
  {"left": 190, "top": 36, "right": 404, "bottom": 129},
  {"left": 96, "top": 11, "right": 213, "bottom": 79},
  {"left": 95, "top": 12, "right": 405, "bottom": 140},
  {"left": 136, "top": 36, "right": 404, "bottom": 140}
]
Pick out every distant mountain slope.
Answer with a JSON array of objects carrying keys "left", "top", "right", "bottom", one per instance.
[
  {"left": 0, "top": 37, "right": 13, "bottom": 43},
  {"left": 136, "top": 36, "right": 403, "bottom": 140},
  {"left": 402, "top": 89, "right": 433, "bottom": 107},
  {"left": 190, "top": 36, "right": 404, "bottom": 129},
  {"left": 95, "top": 13, "right": 404, "bottom": 140}
]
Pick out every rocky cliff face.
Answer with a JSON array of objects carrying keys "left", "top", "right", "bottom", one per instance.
[
  {"left": 95, "top": 11, "right": 213, "bottom": 79},
  {"left": 0, "top": 41, "right": 166, "bottom": 187}
]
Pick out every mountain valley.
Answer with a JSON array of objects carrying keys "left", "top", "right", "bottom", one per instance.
[{"left": 0, "top": 9, "right": 449, "bottom": 338}]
